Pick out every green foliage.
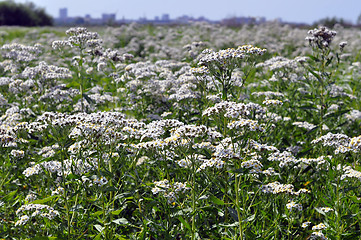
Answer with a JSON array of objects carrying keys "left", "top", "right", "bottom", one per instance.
[
  {"left": 0, "top": 0, "right": 53, "bottom": 26},
  {"left": 0, "top": 24, "right": 361, "bottom": 240}
]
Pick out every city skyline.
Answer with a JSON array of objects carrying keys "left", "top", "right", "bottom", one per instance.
[{"left": 12, "top": 0, "right": 361, "bottom": 24}]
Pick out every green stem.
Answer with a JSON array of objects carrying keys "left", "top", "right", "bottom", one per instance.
[
  {"left": 191, "top": 163, "right": 196, "bottom": 240},
  {"left": 235, "top": 174, "right": 243, "bottom": 240}
]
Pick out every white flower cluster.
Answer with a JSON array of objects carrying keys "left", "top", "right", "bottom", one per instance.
[
  {"left": 22, "top": 61, "right": 72, "bottom": 82},
  {"left": 15, "top": 204, "right": 59, "bottom": 226},
  {"left": 311, "top": 132, "right": 350, "bottom": 147},
  {"left": 318, "top": 207, "right": 334, "bottom": 213},
  {"left": 341, "top": 166, "right": 361, "bottom": 181},
  {"left": 252, "top": 91, "right": 284, "bottom": 98},
  {"left": 268, "top": 151, "right": 329, "bottom": 170},
  {"left": 196, "top": 157, "right": 225, "bottom": 172},
  {"left": 249, "top": 139, "right": 279, "bottom": 152},
  {"left": 345, "top": 109, "right": 361, "bottom": 121},
  {"left": 310, "top": 231, "right": 328, "bottom": 240},
  {"left": 1, "top": 43, "right": 43, "bottom": 62},
  {"left": 152, "top": 179, "right": 190, "bottom": 205},
  {"left": 203, "top": 101, "right": 250, "bottom": 118},
  {"left": 38, "top": 144, "right": 60, "bottom": 158},
  {"left": 198, "top": 45, "right": 266, "bottom": 67},
  {"left": 25, "top": 193, "right": 37, "bottom": 202},
  {"left": 0, "top": 123, "right": 17, "bottom": 147},
  {"left": 172, "top": 124, "right": 208, "bottom": 138},
  {"left": 196, "top": 139, "right": 240, "bottom": 172},
  {"left": 228, "top": 118, "right": 264, "bottom": 132},
  {"left": 256, "top": 56, "right": 298, "bottom": 71},
  {"left": 306, "top": 26, "right": 337, "bottom": 49},
  {"left": 52, "top": 27, "right": 101, "bottom": 50},
  {"left": 302, "top": 221, "right": 311, "bottom": 228},
  {"left": 192, "top": 141, "right": 216, "bottom": 151},
  {"left": 23, "top": 156, "right": 101, "bottom": 177},
  {"left": 191, "top": 66, "right": 209, "bottom": 77},
  {"left": 292, "top": 121, "right": 317, "bottom": 131},
  {"left": 268, "top": 151, "right": 298, "bottom": 168},
  {"left": 36, "top": 111, "right": 126, "bottom": 129},
  {"left": 39, "top": 86, "right": 79, "bottom": 104},
  {"left": 10, "top": 149, "right": 25, "bottom": 159},
  {"left": 51, "top": 186, "right": 65, "bottom": 196},
  {"left": 263, "top": 99, "right": 283, "bottom": 106},
  {"left": 92, "top": 176, "right": 108, "bottom": 187},
  {"left": 329, "top": 85, "right": 356, "bottom": 99},
  {"left": 262, "top": 167, "right": 279, "bottom": 176},
  {"left": 312, "top": 223, "right": 327, "bottom": 231},
  {"left": 260, "top": 181, "right": 310, "bottom": 195},
  {"left": 312, "top": 134, "right": 361, "bottom": 154},
  {"left": 286, "top": 201, "right": 303, "bottom": 211},
  {"left": 298, "top": 156, "right": 330, "bottom": 170},
  {"left": 241, "top": 158, "right": 263, "bottom": 174},
  {"left": 135, "top": 133, "right": 189, "bottom": 151}
]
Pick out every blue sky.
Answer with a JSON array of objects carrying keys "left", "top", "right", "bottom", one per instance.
[{"left": 11, "top": 0, "right": 361, "bottom": 24}]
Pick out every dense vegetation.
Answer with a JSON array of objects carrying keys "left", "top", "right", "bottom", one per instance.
[
  {"left": 0, "top": 23, "right": 361, "bottom": 239},
  {"left": 0, "top": 1, "right": 53, "bottom": 26}
]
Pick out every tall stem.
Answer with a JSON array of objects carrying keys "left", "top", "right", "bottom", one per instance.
[
  {"left": 191, "top": 166, "right": 196, "bottom": 240},
  {"left": 235, "top": 174, "right": 243, "bottom": 240}
]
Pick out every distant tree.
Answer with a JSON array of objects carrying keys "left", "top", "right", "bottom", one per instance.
[
  {"left": 0, "top": 0, "right": 53, "bottom": 26},
  {"left": 313, "top": 17, "right": 352, "bottom": 28}
]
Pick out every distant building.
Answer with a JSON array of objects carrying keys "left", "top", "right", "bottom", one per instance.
[
  {"left": 161, "top": 14, "right": 170, "bottom": 22},
  {"left": 102, "top": 13, "right": 116, "bottom": 22},
  {"left": 59, "top": 8, "right": 68, "bottom": 19}
]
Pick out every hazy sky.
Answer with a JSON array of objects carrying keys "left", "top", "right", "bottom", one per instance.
[{"left": 12, "top": 0, "right": 361, "bottom": 24}]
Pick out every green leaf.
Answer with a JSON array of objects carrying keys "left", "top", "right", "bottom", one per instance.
[
  {"left": 91, "top": 211, "right": 103, "bottom": 217},
  {"left": 198, "top": 195, "right": 208, "bottom": 200},
  {"left": 307, "top": 67, "right": 322, "bottom": 83},
  {"left": 243, "top": 214, "right": 255, "bottom": 222},
  {"left": 305, "top": 126, "right": 319, "bottom": 135},
  {"left": 83, "top": 93, "right": 94, "bottom": 104},
  {"left": 342, "top": 213, "right": 358, "bottom": 219},
  {"left": 297, "top": 148, "right": 313, "bottom": 158},
  {"left": 66, "top": 173, "right": 79, "bottom": 180},
  {"left": 348, "top": 196, "right": 361, "bottom": 203},
  {"left": 219, "top": 222, "right": 239, "bottom": 227},
  {"left": 94, "top": 224, "right": 104, "bottom": 233},
  {"left": 2, "top": 190, "right": 17, "bottom": 201},
  {"left": 94, "top": 232, "right": 103, "bottom": 240},
  {"left": 32, "top": 237, "right": 59, "bottom": 240},
  {"left": 202, "top": 149, "right": 212, "bottom": 159},
  {"left": 31, "top": 195, "right": 58, "bottom": 204},
  {"left": 299, "top": 105, "right": 317, "bottom": 110},
  {"left": 315, "top": 207, "right": 326, "bottom": 216},
  {"left": 209, "top": 195, "right": 225, "bottom": 205},
  {"left": 112, "top": 218, "right": 129, "bottom": 225},
  {"left": 178, "top": 216, "right": 191, "bottom": 231},
  {"left": 111, "top": 209, "right": 122, "bottom": 215},
  {"left": 325, "top": 56, "right": 333, "bottom": 66},
  {"left": 324, "top": 109, "right": 350, "bottom": 119},
  {"left": 228, "top": 207, "right": 238, "bottom": 221},
  {"left": 308, "top": 55, "right": 320, "bottom": 62},
  {"left": 103, "top": 186, "right": 118, "bottom": 192}
]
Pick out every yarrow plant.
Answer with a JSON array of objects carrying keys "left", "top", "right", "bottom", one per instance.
[
  {"left": 194, "top": 45, "right": 266, "bottom": 101},
  {"left": 0, "top": 23, "right": 361, "bottom": 240}
]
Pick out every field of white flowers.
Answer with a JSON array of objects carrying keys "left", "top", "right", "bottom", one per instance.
[{"left": 1, "top": 22, "right": 361, "bottom": 239}]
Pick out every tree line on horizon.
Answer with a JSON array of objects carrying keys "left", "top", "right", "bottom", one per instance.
[
  {"left": 0, "top": 0, "right": 53, "bottom": 26},
  {"left": 0, "top": 0, "right": 360, "bottom": 28}
]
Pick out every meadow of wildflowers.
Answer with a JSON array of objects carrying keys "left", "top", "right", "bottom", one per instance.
[{"left": 0, "top": 22, "right": 361, "bottom": 239}]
